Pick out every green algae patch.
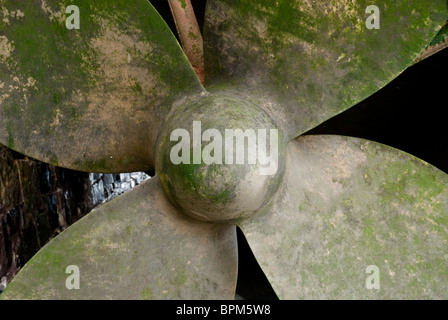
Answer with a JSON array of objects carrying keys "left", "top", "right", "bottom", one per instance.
[
  {"left": 0, "top": 0, "right": 203, "bottom": 173},
  {"left": 239, "top": 135, "right": 448, "bottom": 299},
  {"left": 141, "top": 288, "right": 153, "bottom": 300},
  {"left": 155, "top": 92, "right": 286, "bottom": 222},
  {"left": 204, "top": 0, "right": 447, "bottom": 140}
]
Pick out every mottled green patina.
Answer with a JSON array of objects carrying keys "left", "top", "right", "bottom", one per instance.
[
  {"left": 0, "top": 0, "right": 203, "bottom": 173},
  {"left": 203, "top": 0, "right": 447, "bottom": 140},
  {"left": 1, "top": 177, "right": 238, "bottom": 299},
  {"left": 155, "top": 92, "right": 286, "bottom": 222},
  {"left": 1, "top": 0, "right": 448, "bottom": 300},
  {"left": 239, "top": 135, "right": 448, "bottom": 299}
]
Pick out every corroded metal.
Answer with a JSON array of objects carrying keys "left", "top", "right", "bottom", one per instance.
[
  {"left": 1, "top": 0, "right": 448, "bottom": 300},
  {"left": 168, "top": 0, "right": 205, "bottom": 84},
  {"left": 239, "top": 135, "right": 448, "bottom": 299},
  {"left": 415, "top": 20, "right": 448, "bottom": 63},
  {"left": 203, "top": 0, "right": 447, "bottom": 140},
  {"left": 0, "top": 0, "right": 204, "bottom": 173},
  {"left": 1, "top": 176, "right": 238, "bottom": 299},
  {"left": 155, "top": 91, "right": 286, "bottom": 222}
]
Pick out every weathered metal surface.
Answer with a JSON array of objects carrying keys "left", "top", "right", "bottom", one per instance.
[
  {"left": 203, "top": 0, "right": 447, "bottom": 140},
  {"left": 1, "top": 176, "right": 238, "bottom": 299},
  {"left": 0, "top": 0, "right": 204, "bottom": 173},
  {"left": 155, "top": 91, "right": 287, "bottom": 222},
  {"left": 1, "top": 0, "right": 447, "bottom": 300},
  {"left": 239, "top": 135, "right": 448, "bottom": 299},
  {"left": 415, "top": 20, "right": 448, "bottom": 63}
]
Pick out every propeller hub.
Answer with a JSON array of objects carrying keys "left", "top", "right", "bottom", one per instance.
[{"left": 155, "top": 92, "right": 286, "bottom": 222}]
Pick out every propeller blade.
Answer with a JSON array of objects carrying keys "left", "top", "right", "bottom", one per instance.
[
  {"left": 203, "top": 0, "right": 447, "bottom": 139},
  {"left": 1, "top": 176, "right": 237, "bottom": 299},
  {"left": 0, "top": 0, "right": 204, "bottom": 173},
  {"left": 416, "top": 20, "right": 448, "bottom": 62},
  {"left": 238, "top": 135, "right": 448, "bottom": 299}
]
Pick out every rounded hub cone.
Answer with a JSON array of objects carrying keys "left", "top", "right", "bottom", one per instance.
[{"left": 155, "top": 92, "right": 287, "bottom": 222}]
